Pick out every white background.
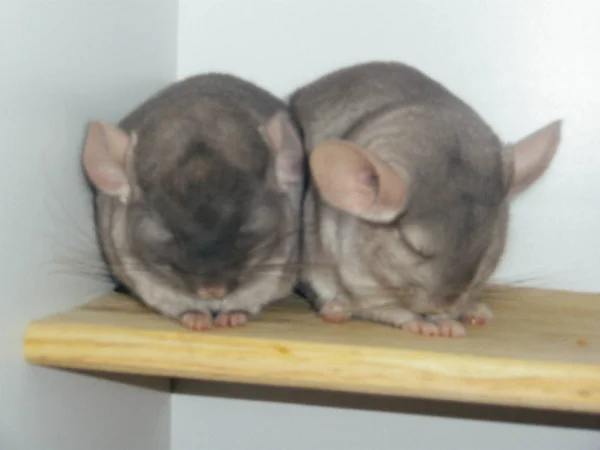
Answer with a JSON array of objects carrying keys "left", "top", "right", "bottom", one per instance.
[
  {"left": 2, "top": 0, "right": 599, "bottom": 449},
  {"left": 0, "top": 1, "right": 176, "bottom": 449},
  {"left": 175, "top": 0, "right": 600, "bottom": 449}
]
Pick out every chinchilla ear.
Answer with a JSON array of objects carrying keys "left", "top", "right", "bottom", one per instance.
[
  {"left": 310, "top": 139, "right": 409, "bottom": 223},
  {"left": 82, "top": 120, "right": 137, "bottom": 202},
  {"left": 258, "top": 109, "right": 304, "bottom": 189},
  {"left": 503, "top": 120, "right": 562, "bottom": 197}
]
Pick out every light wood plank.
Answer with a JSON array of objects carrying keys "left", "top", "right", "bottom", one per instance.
[{"left": 24, "top": 286, "right": 600, "bottom": 413}]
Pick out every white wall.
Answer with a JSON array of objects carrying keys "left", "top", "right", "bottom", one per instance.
[
  {"left": 0, "top": 1, "right": 177, "bottom": 449},
  {"left": 171, "top": 394, "right": 600, "bottom": 450},
  {"left": 175, "top": 0, "right": 600, "bottom": 448}
]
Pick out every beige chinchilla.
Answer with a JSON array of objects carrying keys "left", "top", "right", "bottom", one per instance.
[{"left": 290, "top": 61, "right": 561, "bottom": 338}]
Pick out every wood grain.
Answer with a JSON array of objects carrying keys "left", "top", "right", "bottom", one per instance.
[{"left": 23, "top": 286, "right": 600, "bottom": 413}]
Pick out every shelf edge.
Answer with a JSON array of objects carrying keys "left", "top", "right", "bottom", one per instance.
[{"left": 24, "top": 320, "right": 600, "bottom": 414}]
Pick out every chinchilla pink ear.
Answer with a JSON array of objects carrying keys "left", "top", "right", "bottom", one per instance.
[
  {"left": 309, "top": 139, "right": 408, "bottom": 223},
  {"left": 258, "top": 109, "right": 304, "bottom": 189},
  {"left": 82, "top": 120, "right": 136, "bottom": 202},
  {"left": 504, "top": 120, "right": 562, "bottom": 197}
]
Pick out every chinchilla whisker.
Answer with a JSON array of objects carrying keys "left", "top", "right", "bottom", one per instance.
[
  {"left": 493, "top": 268, "right": 567, "bottom": 286},
  {"left": 38, "top": 141, "right": 99, "bottom": 243},
  {"left": 41, "top": 232, "right": 98, "bottom": 255},
  {"left": 41, "top": 195, "right": 97, "bottom": 246},
  {"left": 46, "top": 265, "right": 112, "bottom": 282},
  {"left": 45, "top": 253, "right": 108, "bottom": 272},
  {"left": 47, "top": 261, "right": 108, "bottom": 279}
]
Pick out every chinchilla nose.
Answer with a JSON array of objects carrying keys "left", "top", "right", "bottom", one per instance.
[{"left": 197, "top": 284, "right": 227, "bottom": 299}]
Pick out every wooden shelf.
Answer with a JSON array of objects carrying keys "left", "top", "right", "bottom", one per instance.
[{"left": 24, "top": 286, "right": 600, "bottom": 414}]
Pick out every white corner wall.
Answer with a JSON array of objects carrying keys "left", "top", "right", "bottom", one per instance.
[
  {"left": 0, "top": 1, "right": 177, "bottom": 449},
  {"left": 174, "top": 1, "right": 600, "bottom": 449}
]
